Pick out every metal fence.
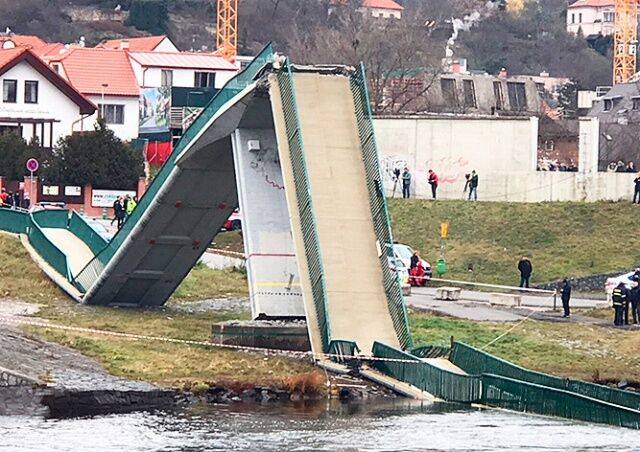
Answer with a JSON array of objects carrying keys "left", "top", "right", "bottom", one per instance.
[
  {"left": 0, "top": 208, "right": 28, "bottom": 233},
  {"left": 31, "top": 209, "right": 69, "bottom": 229},
  {"left": 68, "top": 212, "right": 109, "bottom": 256},
  {"left": 275, "top": 60, "right": 331, "bottom": 352},
  {"left": 372, "top": 341, "right": 482, "bottom": 403},
  {"left": 350, "top": 64, "right": 413, "bottom": 351},
  {"left": 71, "top": 44, "right": 276, "bottom": 295},
  {"left": 450, "top": 341, "right": 640, "bottom": 411},
  {"left": 26, "top": 214, "right": 70, "bottom": 280}
]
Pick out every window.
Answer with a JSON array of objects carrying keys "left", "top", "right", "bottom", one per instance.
[
  {"left": 493, "top": 81, "right": 504, "bottom": 110},
  {"left": 194, "top": 72, "right": 215, "bottom": 88},
  {"left": 507, "top": 82, "right": 527, "bottom": 111},
  {"left": 579, "top": 13, "right": 582, "bottom": 23},
  {"left": 463, "top": 80, "right": 477, "bottom": 108},
  {"left": 545, "top": 140, "right": 555, "bottom": 151},
  {"left": 161, "top": 69, "right": 173, "bottom": 87},
  {"left": 98, "top": 104, "right": 125, "bottom": 124},
  {"left": 633, "top": 98, "right": 640, "bottom": 111},
  {"left": 3, "top": 79, "right": 16, "bottom": 103},
  {"left": 604, "top": 99, "right": 613, "bottom": 111},
  {"left": 440, "top": 78, "right": 457, "bottom": 105},
  {"left": 52, "top": 63, "right": 61, "bottom": 74},
  {"left": 604, "top": 11, "right": 615, "bottom": 22},
  {"left": 571, "top": 13, "right": 575, "bottom": 24},
  {"left": 24, "top": 81, "right": 38, "bottom": 104}
]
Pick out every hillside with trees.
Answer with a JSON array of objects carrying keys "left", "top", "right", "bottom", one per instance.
[{"left": 0, "top": 0, "right": 613, "bottom": 91}]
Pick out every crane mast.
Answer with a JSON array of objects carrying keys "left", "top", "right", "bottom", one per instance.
[
  {"left": 614, "top": 0, "right": 638, "bottom": 84},
  {"left": 216, "top": 0, "right": 238, "bottom": 61}
]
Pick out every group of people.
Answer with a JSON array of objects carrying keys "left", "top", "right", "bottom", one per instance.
[
  {"left": 518, "top": 256, "right": 573, "bottom": 318},
  {"left": 111, "top": 194, "right": 137, "bottom": 230},
  {"left": 611, "top": 270, "right": 640, "bottom": 326},
  {"left": 0, "top": 188, "right": 21, "bottom": 209},
  {"left": 399, "top": 168, "right": 479, "bottom": 201}
]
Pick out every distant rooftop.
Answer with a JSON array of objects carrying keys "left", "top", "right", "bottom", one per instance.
[
  {"left": 568, "top": 0, "right": 614, "bottom": 8},
  {"left": 98, "top": 35, "right": 169, "bottom": 52},
  {"left": 127, "top": 51, "right": 238, "bottom": 71}
]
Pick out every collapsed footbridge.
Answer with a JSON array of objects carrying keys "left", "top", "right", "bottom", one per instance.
[
  {"left": 3, "top": 46, "right": 640, "bottom": 430},
  {"left": 0, "top": 45, "right": 411, "bottom": 355}
]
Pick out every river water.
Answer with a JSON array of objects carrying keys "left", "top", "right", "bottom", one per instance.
[{"left": 1, "top": 400, "right": 639, "bottom": 451}]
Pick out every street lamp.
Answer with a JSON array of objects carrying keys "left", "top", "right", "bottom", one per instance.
[{"left": 101, "top": 83, "right": 109, "bottom": 120}]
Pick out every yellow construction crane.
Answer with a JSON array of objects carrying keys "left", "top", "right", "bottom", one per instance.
[
  {"left": 614, "top": 0, "right": 638, "bottom": 84},
  {"left": 216, "top": 0, "right": 238, "bottom": 61}
]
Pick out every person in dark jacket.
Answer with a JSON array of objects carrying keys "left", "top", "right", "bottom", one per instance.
[
  {"left": 410, "top": 251, "right": 420, "bottom": 270},
  {"left": 112, "top": 197, "right": 126, "bottom": 230},
  {"left": 561, "top": 279, "right": 571, "bottom": 318},
  {"left": 401, "top": 167, "right": 411, "bottom": 199},
  {"left": 634, "top": 173, "right": 640, "bottom": 204},
  {"left": 518, "top": 256, "right": 533, "bottom": 288},
  {"left": 629, "top": 269, "right": 640, "bottom": 325},
  {"left": 612, "top": 282, "right": 629, "bottom": 326},
  {"left": 468, "top": 170, "right": 478, "bottom": 201}
]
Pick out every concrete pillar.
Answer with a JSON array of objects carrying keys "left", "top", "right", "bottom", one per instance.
[
  {"left": 578, "top": 117, "right": 599, "bottom": 175},
  {"left": 529, "top": 116, "right": 539, "bottom": 171},
  {"left": 22, "top": 176, "right": 39, "bottom": 206},
  {"left": 0, "top": 176, "right": 5, "bottom": 192}
]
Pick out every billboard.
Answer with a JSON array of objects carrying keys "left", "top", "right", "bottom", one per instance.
[{"left": 139, "top": 87, "right": 171, "bottom": 133}]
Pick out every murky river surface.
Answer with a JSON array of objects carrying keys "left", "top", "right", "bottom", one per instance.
[{"left": 1, "top": 400, "right": 639, "bottom": 451}]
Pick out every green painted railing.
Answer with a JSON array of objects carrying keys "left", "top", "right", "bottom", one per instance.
[
  {"left": 329, "top": 340, "right": 360, "bottom": 364},
  {"left": 372, "top": 342, "right": 482, "bottom": 403},
  {"left": 482, "top": 374, "right": 640, "bottom": 429},
  {"left": 72, "top": 44, "right": 276, "bottom": 293},
  {"left": 31, "top": 209, "right": 69, "bottom": 229},
  {"left": 68, "top": 212, "right": 109, "bottom": 256},
  {"left": 450, "top": 341, "right": 640, "bottom": 411},
  {"left": 27, "top": 213, "right": 71, "bottom": 281},
  {"left": 0, "top": 208, "right": 28, "bottom": 233},
  {"left": 411, "top": 345, "right": 451, "bottom": 359},
  {"left": 276, "top": 60, "right": 331, "bottom": 352},
  {"left": 350, "top": 65, "right": 413, "bottom": 350}
]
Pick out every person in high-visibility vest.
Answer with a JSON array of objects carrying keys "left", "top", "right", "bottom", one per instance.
[
  {"left": 126, "top": 196, "right": 137, "bottom": 218},
  {"left": 612, "top": 282, "right": 629, "bottom": 326}
]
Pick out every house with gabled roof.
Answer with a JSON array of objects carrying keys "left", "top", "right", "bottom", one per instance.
[
  {"left": 0, "top": 47, "right": 95, "bottom": 149},
  {"left": 97, "top": 35, "right": 179, "bottom": 53}
]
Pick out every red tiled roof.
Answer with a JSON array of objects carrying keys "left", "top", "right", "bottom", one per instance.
[
  {"left": 568, "top": 0, "right": 614, "bottom": 7},
  {"left": 0, "top": 47, "right": 95, "bottom": 114},
  {"left": 0, "top": 34, "right": 47, "bottom": 49},
  {"left": 362, "top": 0, "right": 404, "bottom": 10},
  {"left": 57, "top": 48, "right": 140, "bottom": 97},
  {"left": 127, "top": 51, "right": 238, "bottom": 71},
  {"left": 32, "top": 42, "right": 66, "bottom": 59},
  {"left": 98, "top": 35, "right": 168, "bottom": 51}
]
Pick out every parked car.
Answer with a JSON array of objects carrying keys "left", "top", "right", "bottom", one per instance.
[
  {"left": 393, "top": 243, "right": 432, "bottom": 279},
  {"left": 605, "top": 269, "right": 639, "bottom": 302},
  {"left": 223, "top": 209, "right": 242, "bottom": 231},
  {"left": 388, "top": 256, "right": 410, "bottom": 286},
  {"left": 31, "top": 201, "right": 66, "bottom": 212}
]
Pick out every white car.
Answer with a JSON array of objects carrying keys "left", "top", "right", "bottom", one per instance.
[
  {"left": 393, "top": 243, "right": 432, "bottom": 279},
  {"left": 388, "top": 256, "right": 410, "bottom": 285},
  {"left": 605, "top": 270, "right": 639, "bottom": 302}
]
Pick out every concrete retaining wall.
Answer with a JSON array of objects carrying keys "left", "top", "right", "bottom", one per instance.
[{"left": 374, "top": 116, "right": 635, "bottom": 203}]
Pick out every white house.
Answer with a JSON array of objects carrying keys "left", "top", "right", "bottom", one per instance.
[
  {"left": 566, "top": 0, "right": 616, "bottom": 37},
  {"left": 98, "top": 35, "right": 179, "bottom": 53},
  {"left": 0, "top": 47, "right": 95, "bottom": 148},
  {"left": 360, "top": 0, "right": 403, "bottom": 19},
  {"left": 127, "top": 51, "right": 238, "bottom": 89},
  {"left": 50, "top": 48, "right": 141, "bottom": 141}
]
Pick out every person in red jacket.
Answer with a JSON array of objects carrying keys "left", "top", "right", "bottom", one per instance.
[{"left": 428, "top": 169, "right": 439, "bottom": 199}]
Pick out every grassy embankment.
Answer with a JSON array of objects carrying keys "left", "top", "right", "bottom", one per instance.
[
  {"left": 0, "top": 234, "right": 314, "bottom": 388},
  {"left": 389, "top": 199, "right": 640, "bottom": 287}
]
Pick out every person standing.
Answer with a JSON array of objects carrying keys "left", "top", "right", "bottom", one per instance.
[
  {"left": 468, "top": 170, "right": 478, "bottom": 201},
  {"left": 401, "top": 167, "right": 411, "bottom": 199},
  {"left": 0, "top": 188, "right": 8, "bottom": 207},
  {"left": 12, "top": 192, "right": 20, "bottom": 209},
  {"left": 410, "top": 251, "right": 420, "bottom": 270},
  {"left": 634, "top": 173, "right": 640, "bottom": 204},
  {"left": 112, "top": 197, "right": 125, "bottom": 230},
  {"left": 428, "top": 169, "right": 439, "bottom": 199},
  {"left": 518, "top": 256, "right": 533, "bottom": 288},
  {"left": 561, "top": 279, "right": 571, "bottom": 318},
  {"left": 612, "top": 282, "right": 628, "bottom": 326},
  {"left": 630, "top": 269, "right": 640, "bottom": 325},
  {"left": 126, "top": 196, "right": 137, "bottom": 218}
]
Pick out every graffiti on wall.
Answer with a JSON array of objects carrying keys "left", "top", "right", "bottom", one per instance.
[
  {"left": 250, "top": 147, "right": 285, "bottom": 190},
  {"left": 425, "top": 157, "right": 470, "bottom": 184}
]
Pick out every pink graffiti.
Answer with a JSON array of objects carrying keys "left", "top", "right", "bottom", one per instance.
[{"left": 425, "top": 156, "right": 470, "bottom": 184}]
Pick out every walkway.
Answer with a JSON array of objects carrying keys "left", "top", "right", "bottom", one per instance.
[
  {"left": 42, "top": 229, "right": 95, "bottom": 277},
  {"left": 408, "top": 287, "right": 609, "bottom": 323}
]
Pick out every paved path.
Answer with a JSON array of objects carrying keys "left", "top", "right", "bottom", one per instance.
[
  {"left": 42, "top": 228, "right": 95, "bottom": 277},
  {"left": 408, "top": 287, "right": 609, "bottom": 323}
]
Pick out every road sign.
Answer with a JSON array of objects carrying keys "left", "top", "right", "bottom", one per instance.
[
  {"left": 440, "top": 222, "right": 449, "bottom": 239},
  {"left": 26, "top": 158, "right": 39, "bottom": 173}
]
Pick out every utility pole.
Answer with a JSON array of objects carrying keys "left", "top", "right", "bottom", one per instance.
[
  {"left": 613, "top": 0, "right": 638, "bottom": 84},
  {"left": 216, "top": 0, "right": 238, "bottom": 61}
]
